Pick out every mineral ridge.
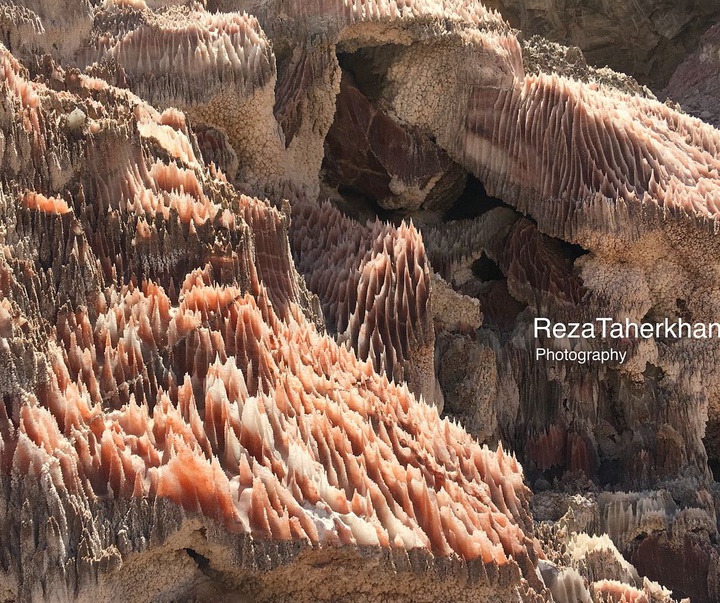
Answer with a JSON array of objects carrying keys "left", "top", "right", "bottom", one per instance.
[{"left": 0, "top": 0, "right": 718, "bottom": 601}]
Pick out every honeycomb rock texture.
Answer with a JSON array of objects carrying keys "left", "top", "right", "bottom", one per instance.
[{"left": 1, "top": 0, "right": 720, "bottom": 601}]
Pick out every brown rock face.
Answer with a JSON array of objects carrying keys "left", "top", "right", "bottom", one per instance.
[
  {"left": 665, "top": 21, "right": 720, "bottom": 128},
  {"left": 323, "top": 72, "right": 466, "bottom": 213},
  {"left": 483, "top": 0, "right": 720, "bottom": 89},
  {"left": 630, "top": 533, "right": 720, "bottom": 602}
]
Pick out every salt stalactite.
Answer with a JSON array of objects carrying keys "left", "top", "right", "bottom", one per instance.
[
  {"left": 291, "top": 199, "right": 441, "bottom": 407},
  {"left": 297, "top": 0, "right": 720, "bottom": 495}
]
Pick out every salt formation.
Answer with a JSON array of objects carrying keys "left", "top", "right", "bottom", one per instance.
[
  {"left": 0, "top": 9, "right": 548, "bottom": 600},
  {"left": 1, "top": 0, "right": 720, "bottom": 600},
  {"left": 322, "top": 73, "right": 466, "bottom": 213},
  {"left": 291, "top": 200, "right": 441, "bottom": 408}
]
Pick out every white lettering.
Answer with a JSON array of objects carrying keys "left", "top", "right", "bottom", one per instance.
[{"left": 534, "top": 318, "right": 551, "bottom": 337}]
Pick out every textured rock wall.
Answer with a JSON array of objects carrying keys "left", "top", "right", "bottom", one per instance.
[
  {"left": 0, "top": 0, "right": 719, "bottom": 600},
  {"left": 483, "top": 0, "right": 720, "bottom": 90},
  {"left": 0, "top": 3, "right": 550, "bottom": 601},
  {"left": 666, "top": 20, "right": 720, "bottom": 128}
]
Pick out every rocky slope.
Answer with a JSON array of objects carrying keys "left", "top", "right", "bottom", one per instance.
[
  {"left": 665, "top": 21, "right": 720, "bottom": 128},
  {"left": 482, "top": 0, "right": 720, "bottom": 90},
  {"left": 0, "top": 0, "right": 719, "bottom": 601}
]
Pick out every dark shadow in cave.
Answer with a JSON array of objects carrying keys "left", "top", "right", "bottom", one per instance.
[
  {"left": 555, "top": 238, "right": 589, "bottom": 263},
  {"left": 334, "top": 184, "right": 395, "bottom": 223},
  {"left": 336, "top": 46, "right": 401, "bottom": 100},
  {"left": 471, "top": 253, "right": 504, "bottom": 282},
  {"left": 444, "top": 175, "right": 512, "bottom": 221},
  {"left": 708, "top": 458, "right": 720, "bottom": 482}
]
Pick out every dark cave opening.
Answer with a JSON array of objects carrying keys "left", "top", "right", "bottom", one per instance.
[
  {"left": 443, "top": 175, "right": 513, "bottom": 221},
  {"left": 323, "top": 45, "right": 473, "bottom": 225},
  {"left": 597, "top": 458, "right": 624, "bottom": 488},
  {"left": 336, "top": 45, "right": 401, "bottom": 100},
  {"left": 321, "top": 47, "right": 607, "bottom": 494},
  {"left": 555, "top": 237, "right": 589, "bottom": 263},
  {"left": 332, "top": 184, "right": 395, "bottom": 223},
  {"left": 471, "top": 253, "right": 504, "bottom": 282},
  {"left": 709, "top": 458, "right": 720, "bottom": 483},
  {"left": 184, "top": 548, "right": 211, "bottom": 572}
]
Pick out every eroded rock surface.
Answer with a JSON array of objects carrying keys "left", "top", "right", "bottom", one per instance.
[
  {"left": 323, "top": 71, "right": 466, "bottom": 213},
  {"left": 0, "top": 0, "right": 719, "bottom": 601},
  {"left": 483, "top": 0, "right": 720, "bottom": 89},
  {"left": 666, "top": 21, "right": 720, "bottom": 128}
]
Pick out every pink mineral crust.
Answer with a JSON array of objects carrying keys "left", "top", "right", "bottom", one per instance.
[
  {"left": 291, "top": 199, "right": 441, "bottom": 407},
  {"left": 3, "top": 0, "right": 720, "bottom": 600},
  {"left": 1, "top": 267, "right": 545, "bottom": 597},
  {"left": 22, "top": 192, "right": 71, "bottom": 215},
  {"left": 12, "top": 274, "right": 537, "bottom": 563},
  {"left": 89, "top": 9, "right": 274, "bottom": 107},
  {"left": 267, "top": 0, "right": 720, "bottom": 236},
  {"left": 0, "top": 7, "right": 548, "bottom": 598},
  {"left": 593, "top": 580, "right": 649, "bottom": 603},
  {"left": 464, "top": 72, "right": 720, "bottom": 234},
  {"left": 268, "top": 0, "right": 502, "bottom": 29}
]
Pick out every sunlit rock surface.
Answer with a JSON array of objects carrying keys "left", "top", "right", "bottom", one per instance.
[{"left": 0, "top": 0, "right": 719, "bottom": 601}]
